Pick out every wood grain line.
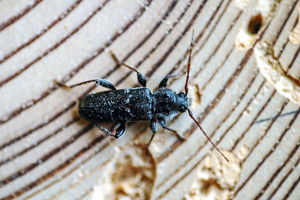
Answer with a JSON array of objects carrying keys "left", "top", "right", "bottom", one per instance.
[
  {"left": 0, "top": 0, "right": 83, "bottom": 65},
  {"left": 0, "top": 0, "right": 43, "bottom": 31},
  {"left": 254, "top": 146, "right": 300, "bottom": 200},
  {"left": 0, "top": 117, "right": 80, "bottom": 166},
  {"left": 0, "top": 102, "right": 77, "bottom": 152},
  {"left": 0, "top": 125, "right": 93, "bottom": 187},
  {"left": 0, "top": 126, "right": 108, "bottom": 200},
  {"left": 282, "top": 175, "right": 300, "bottom": 200},
  {"left": 0, "top": 0, "right": 111, "bottom": 87},
  {"left": 266, "top": 157, "right": 300, "bottom": 199}
]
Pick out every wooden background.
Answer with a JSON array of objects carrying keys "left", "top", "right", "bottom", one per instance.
[{"left": 0, "top": 0, "right": 299, "bottom": 199}]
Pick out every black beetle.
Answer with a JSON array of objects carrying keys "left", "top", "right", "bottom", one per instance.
[{"left": 60, "top": 32, "right": 228, "bottom": 161}]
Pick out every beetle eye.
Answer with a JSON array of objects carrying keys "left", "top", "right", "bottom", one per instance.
[
  {"left": 179, "top": 92, "right": 185, "bottom": 97},
  {"left": 179, "top": 106, "right": 186, "bottom": 112}
]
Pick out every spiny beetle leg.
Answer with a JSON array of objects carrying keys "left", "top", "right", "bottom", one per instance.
[
  {"left": 158, "top": 74, "right": 183, "bottom": 88},
  {"left": 147, "top": 118, "right": 157, "bottom": 146},
  {"left": 57, "top": 79, "right": 116, "bottom": 90},
  {"left": 109, "top": 122, "right": 121, "bottom": 131},
  {"left": 114, "top": 122, "right": 126, "bottom": 138},
  {"left": 158, "top": 118, "right": 185, "bottom": 141},
  {"left": 109, "top": 51, "right": 146, "bottom": 87},
  {"left": 94, "top": 124, "right": 115, "bottom": 137},
  {"left": 94, "top": 79, "right": 116, "bottom": 90}
]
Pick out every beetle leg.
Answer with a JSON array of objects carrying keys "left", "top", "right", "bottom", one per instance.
[
  {"left": 158, "top": 74, "right": 183, "bottom": 88},
  {"left": 94, "top": 124, "right": 115, "bottom": 137},
  {"left": 109, "top": 122, "right": 121, "bottom": 132},
  {"left": 58, "top": 79, "right": 116, "bottom": 90},
  {"left": 157, "top": 118, "right": 185, "bottom": 140},
  {"left": 114, "top": 122, "right": 126, "bottom": 138},
  {"left": 147, "top": 118, "right": 157, "bottom": 146},
  {"left": 109, "top": 51, "right": 146, "bottom": 87}
]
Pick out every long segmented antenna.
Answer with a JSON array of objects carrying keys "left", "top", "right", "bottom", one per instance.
[
  {"left": 185, "top": 30, "right": 229, "bottom": 162},
  {"left": 187, "top": 108, "right": 229, "bottom": 161},
  {"left": 185, "top": 30, "right": 194, "bottom": 95}
]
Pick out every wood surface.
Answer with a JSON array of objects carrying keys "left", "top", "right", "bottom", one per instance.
[{"left": 0, "top": 0, "right": 299, "bottom": 199}]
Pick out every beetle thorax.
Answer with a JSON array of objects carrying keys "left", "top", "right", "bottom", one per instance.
[{"left": 153, "top": 88, "right": 189, "bottom": 120}]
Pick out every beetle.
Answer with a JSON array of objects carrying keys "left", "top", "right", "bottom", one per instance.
[{"left": 60, "top": 32, "right": 228, "bottom": 161}]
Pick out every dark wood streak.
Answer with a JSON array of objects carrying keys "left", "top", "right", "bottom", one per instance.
[
  {"left": 0, "top": 0, "right": 83, "bottom": 65},
  {"left": 0, "top": 0, "right": 111, "bottom": 88},
  {"left": 231, "top": 89, "right": 282, "bottom": 151},
  {"left": 0, "top": 0, "right": 180, "bottom": 165},
  {"left": 282, "top": 163, "right": 300, "bottom": 200},
  {"left": 254, "top": 146, "right": 300, "bottom": 200},
  {"left": 0, "top": 0, "right": 43, "bottom": 31},
  {"left": 266, "top": 158, "right": 300, "bottom": 199}
]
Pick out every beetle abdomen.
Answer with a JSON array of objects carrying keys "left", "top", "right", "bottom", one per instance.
[{"left": 78, "top": 88, "right": 153, "bottom": 122}]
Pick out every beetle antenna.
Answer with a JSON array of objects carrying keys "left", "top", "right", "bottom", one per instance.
[
  {"left": 187, "top": 108, "right": 229, "bottom": 161},
  {"left": 185, "top": 30, "right": 194, "bottom": 96},
  {"left": 184, "top": 31, "right": 228, "bottom": 161}
]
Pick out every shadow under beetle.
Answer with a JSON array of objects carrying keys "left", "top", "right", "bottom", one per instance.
[{"left": 60, "top": 31, "right": 228, "bottom": 161}]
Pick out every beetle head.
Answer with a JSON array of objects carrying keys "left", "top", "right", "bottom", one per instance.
[{"left": 176, "top": 92, "right": 189, "bottom": 113}]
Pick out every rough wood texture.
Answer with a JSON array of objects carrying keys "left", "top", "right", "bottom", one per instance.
[{"left": 0, "top": 0, "right": 299, "bottom": 199}]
